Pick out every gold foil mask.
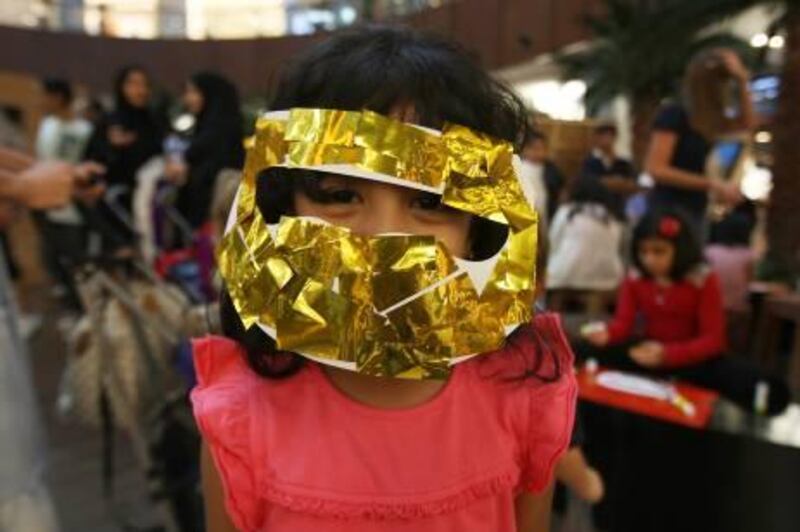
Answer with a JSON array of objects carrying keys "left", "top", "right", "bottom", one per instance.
[{"left": 218, "top": 108, "right": 539, "bottom": 379}]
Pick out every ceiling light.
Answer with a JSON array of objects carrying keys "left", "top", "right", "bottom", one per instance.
[{"left": 750, "top": 33, "right": 769, "bottom": 48}]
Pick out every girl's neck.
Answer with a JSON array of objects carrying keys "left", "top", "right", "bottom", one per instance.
[
  {"left": 321, "top": 366, "right": 448, "bottom": 409},
  {"left": 654, "top": 275, "right": 672, "bottom": 286}
]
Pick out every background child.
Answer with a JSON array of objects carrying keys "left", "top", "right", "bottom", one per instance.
[
  {"left": 193, "top": 27, "right": 576, "bottom": 532},
  {"left": 706, "top": 202, "right": 758, "bottom": 355},
  {"left": 547, "top": 175, "right": 625, "bottom": 314},
  {"left": 580, "top": 207, "right": 788, "bottom": 414},
  {"left": 579, "top": 123, "right": 638, "bottom": 222}
]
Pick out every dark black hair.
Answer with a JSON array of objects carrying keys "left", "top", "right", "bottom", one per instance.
[
  {"left": 189, "top": 71, "right": 243, "bottom": 132},
  {"left": 631, "top": 207, "right": 704, "bottom": 281},
  {"left": 709, "top": 201, "right": 756, "bottom": 247},
  {"left": 113, "top": 64, "right": 149, "bottom": 112},
  {"left": 219, "top": 26, "right": 555, "bottom": 381},
  {"left": 42, "top": 78, "right": 73, "bottom": 105},
  {"left": 593, "top": 123, "right": 617, "bottom": 136},
  {"left": 568, "top": 175, "right": 616, "bottom": 224}
]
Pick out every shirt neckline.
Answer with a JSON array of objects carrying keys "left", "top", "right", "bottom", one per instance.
[{"left": 308, "top": 362, "right": 464, "bottom": 419}]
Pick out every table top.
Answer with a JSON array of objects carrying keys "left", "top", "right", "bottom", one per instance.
[
  {"left": 749, "top": 281, "right": 792, "bottom": 295},
  {"left": 764, "top": 291, "right": 800, "bottom": 321},
  {"left": 577, "top": 364, "right": 800, "bottom": 450},
  {"left": 577, "top": 368, "right": 718, "bottom": 429}
]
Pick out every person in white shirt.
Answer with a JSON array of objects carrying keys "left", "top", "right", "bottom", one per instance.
[
  {"left": 521, "top": 130, "right": 566, "bottom": 221},
  {"left": 34, "top": 79, "right": 94, "bottom": 306},
  {"left": 547, "top": 175, "right": 625, "bottom": 313},
  {"left": 517, "top": 149, "right": 549, "bottom": 225}
]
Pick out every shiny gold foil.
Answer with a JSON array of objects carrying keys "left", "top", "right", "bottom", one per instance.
[{"left": 217, "top": 108, "right": 539, "bottom": 379}]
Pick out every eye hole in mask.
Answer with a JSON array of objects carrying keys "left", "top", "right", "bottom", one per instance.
[{"left": 255, "top": 167, "right": 508, "bottom": 261}]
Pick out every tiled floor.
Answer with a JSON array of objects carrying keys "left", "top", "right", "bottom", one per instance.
[{"left": 24, "top": 290, "right": 161, "bottom": 532}]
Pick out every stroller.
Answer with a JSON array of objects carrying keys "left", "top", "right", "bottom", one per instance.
[{"left": 58, "top": 166, "right": 213, "bottom": 532}]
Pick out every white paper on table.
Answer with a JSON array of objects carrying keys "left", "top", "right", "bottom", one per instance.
[{"left": 595, "top": 371, "right": 672, "bottom": 401}]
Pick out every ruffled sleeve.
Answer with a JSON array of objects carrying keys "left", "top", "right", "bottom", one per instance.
[
  {"left": 191, "top": 336, "right": 264, "bottom": 531},
  {"left": 518, "top": 314, "right": 578, "bottom": 493}
]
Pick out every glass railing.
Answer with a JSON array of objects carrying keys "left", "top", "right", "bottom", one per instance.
[{"left": 0, "top": 0, "right": 450, "bottom": 40}]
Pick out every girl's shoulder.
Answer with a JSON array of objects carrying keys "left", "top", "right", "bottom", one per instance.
[
  {"left": 622, "top": 266, "right": 717, "bottom": 289},
  {"left": 467, "top": 312, "right": 578, "bottom": 491},
  {"left": 622, "top": 267, "right": 646, "bottom": 282},
  {"left": 190, "top": 335, "right": 316, "bottom": 411},
  {"left": 653, "top": 101, "right": 696, "bottom": 136}
]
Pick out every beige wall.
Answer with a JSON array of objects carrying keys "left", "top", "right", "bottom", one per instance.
[{"left": 0, "top": 71, "right": 43, "bottom": 149}]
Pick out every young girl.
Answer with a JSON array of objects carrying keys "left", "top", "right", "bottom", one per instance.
[
  {"left": 546, "top": 175, "right": 625, "bottom": 313},
  {"left": 193, "top": 27, "right": 576, "bottom": 532},
  {"left": 581, "top": 207, "right": 788, "bottom": 413}
]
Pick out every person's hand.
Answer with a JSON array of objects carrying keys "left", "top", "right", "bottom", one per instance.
[
  {"left": 710, "top": 178, "right": 743, "bottom": 206},
  {"left": 108, "top": 125, "right": 137, "bottom": 147},
  {"left": 73, "top": 161, "right": 107, "bottom": 205},
  {"left": 629, "top": 341, "right": 665, "bottom": 368},
  {"left": 15, "top": 161, "right": 75, "bottom": 209},
  {"left": 74, "top": 181, "right": 106, "bottom": 205},
  {"left": 717, "top": 49, "right": 750, "bottom": 81},
  {"left": 581, "top": 322, "right": 609, "bottom": 347},
  {"left": 164, "top": 160, "right": 189, "bottom": 186},
  {"left": 73, "top": 161, "right": 105, "bottom": 186}
]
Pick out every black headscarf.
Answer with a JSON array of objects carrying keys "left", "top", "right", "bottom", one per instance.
[
  {"left": 176, "top": 71, "right": 244, "bottom": 228},
  {"left": 84, "top": 65, "right": 164, "bottom": 190}
]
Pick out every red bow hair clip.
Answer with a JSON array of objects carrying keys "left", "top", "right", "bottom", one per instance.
[{"left": 659, "top": 217, "right": 681, "bottom": 238}]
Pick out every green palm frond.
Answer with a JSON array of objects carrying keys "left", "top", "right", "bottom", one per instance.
[{"left": 555, "top": 0, "right": 755, "bottom": 114}]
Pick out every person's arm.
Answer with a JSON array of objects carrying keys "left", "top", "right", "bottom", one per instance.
[
  {"left": 600, "top": 175, "right": 640, "bottom": 195},
  {"left": 583, "top": 156, "right": 639, "bottom": 195},
  {"left": 0, "top": 169, "right": 19, "bottom": 198},
  {"left": 0, "top": 160, "right": 104, "bottom": 209},
  {"left": 644, "top": 130, "right": 740, "bottom": 203},
  {"left": 660, "top": 273, "right": 726, "bottom": 368},
  {"left": 719, "top": 49, "right": 757, "bottom": 132},
  {"left": 515, "top": 482, "right": 554, "bottom": 532},
  {"left": 734, "top": 77, "right": 757, "bottom": 132},
  {"left": 0, "top": 146, "right": 34, "bottom": 173},
  {"left": 0, "top": 162, "right": 72, "bottom": 208},
  {"left": 201, "top": 442, "right": 238, "bottom": 532},
  {"left": 547, "top": 206, "right": 568, "bottom": 254},
  {"left": 645, "top": 131, "right": 711, "bottom": 192}
]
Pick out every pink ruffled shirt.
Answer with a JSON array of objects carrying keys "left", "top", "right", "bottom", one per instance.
[{"left": 191, "top": 313, "right": 577, "bottom": 531}]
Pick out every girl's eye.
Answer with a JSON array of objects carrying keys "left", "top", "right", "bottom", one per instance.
[
  {"left": 316, "top": 188, "right": 360, "bottom": 204},
  {"left": 411, "top": 193, "right": 448, "bottom": 211}
]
